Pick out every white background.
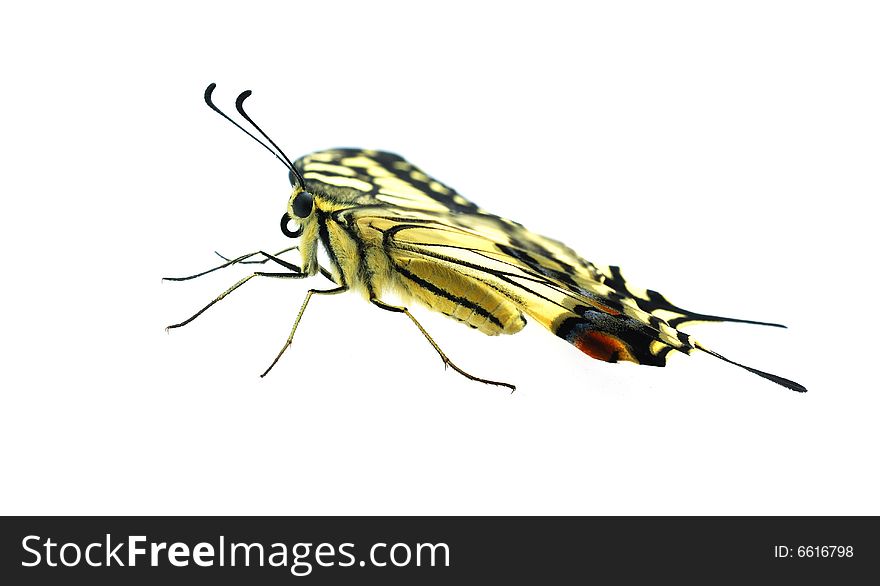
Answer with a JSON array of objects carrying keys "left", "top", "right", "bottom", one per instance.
[{"left": 1, "top": 1, "right": 877, "bottom": 515}]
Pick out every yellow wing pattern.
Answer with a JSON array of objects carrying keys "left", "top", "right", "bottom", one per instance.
[{"left": 295, "top": 148, "right": 805, "bottom": 392}]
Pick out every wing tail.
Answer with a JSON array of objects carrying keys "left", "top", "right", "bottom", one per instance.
[
  {"left": 696, "top": 343, "right": 807, "bottom": 393},
  {"left": 603, "top": 265, "right": 786, "bottom": 329},
  {"left": 551, "top": 310, "right": 808, "bottom": 392}
]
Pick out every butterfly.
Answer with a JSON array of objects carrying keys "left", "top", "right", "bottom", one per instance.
[{"left": 166, "top": 84, "right": 807, "bottom": 393}]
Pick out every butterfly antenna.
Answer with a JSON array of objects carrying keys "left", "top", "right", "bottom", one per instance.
[
  {"left": 234, "top": 90, "right": 307, "bottom": 188},
  {"left": 203, "top": 83, "right": 292, "bottom": 171}
]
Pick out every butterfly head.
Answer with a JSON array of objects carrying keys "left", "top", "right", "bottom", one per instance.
[{"left": 280, "top": 169, "right": 315, "bottom": 238}]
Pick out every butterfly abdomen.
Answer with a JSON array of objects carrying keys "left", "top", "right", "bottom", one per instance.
[{"left": 393, "top": 257, "right": 526, "bottom": 335}]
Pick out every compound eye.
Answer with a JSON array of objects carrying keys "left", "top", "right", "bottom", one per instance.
[
  {"left": 292, "top": 190, "right": 314, "bottom": 218},
  {"left": 280, "top": 213, "right": 302, "bottom": 238}
]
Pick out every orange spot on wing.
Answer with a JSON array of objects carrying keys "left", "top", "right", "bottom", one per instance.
[{"left": 574, "top": 332, "right": 634, "bottom": 363}]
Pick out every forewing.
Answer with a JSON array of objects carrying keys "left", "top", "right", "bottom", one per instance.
[
  {"left": 297, "top": 148, "right": 609, "bottom": 278},
  {"left": 296, "top": 148, "right": 476, "bottom": 212}
]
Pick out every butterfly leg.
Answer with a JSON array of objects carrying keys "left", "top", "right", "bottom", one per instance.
[
  {"left": 166, "top": 271, "right": 308, "bottom": 330},
  {"left": 370, "top": 299, "right": 516, "bottom": 392},
  {"left": 164, "top": 248, "right": 301, "bottom": 282},
  {"left": 213, "top": 245, "right": 299, "bottom": 266},
  {"left": 261, "top": 286, "right": 349, "bottom": 377}
]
